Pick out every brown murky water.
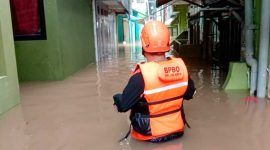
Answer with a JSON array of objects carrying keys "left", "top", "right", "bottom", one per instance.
[{"left": 1, "top": 46, "right": 270, "bottom": 150}]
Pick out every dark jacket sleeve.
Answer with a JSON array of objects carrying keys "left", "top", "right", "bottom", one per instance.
[
  {"left": 183, "top": 76, "right": 196, "bottom": 100},
  {"left": 113, "top": 72, "right": 144, "bottom": 112}
]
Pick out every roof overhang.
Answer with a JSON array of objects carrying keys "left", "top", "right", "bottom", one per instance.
[
  {"left": 97, "top": 0, "right": 126, "bottom": 14},
  {"left": 156, "top": 0, "right": 203, "bottom": 7},
  {"left": 156, "top": 0, "right": 242, "bottom": 8},
  {"left": 156, "top": 0, "right": 173, "bottom": 7}
]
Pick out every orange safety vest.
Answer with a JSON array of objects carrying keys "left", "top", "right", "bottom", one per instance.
[{"left": 131, "top": 57, "right": 188, "bottom": 141}]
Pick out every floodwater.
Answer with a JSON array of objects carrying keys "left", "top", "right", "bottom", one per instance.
[{"left": 1, "top": 46, "right": 270, "bottom": 150}]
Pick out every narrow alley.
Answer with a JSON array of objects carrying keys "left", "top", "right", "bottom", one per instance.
[
  {"left": 1, "top": 0, "right": 270, "bottom": 150},
  {"left": 1, "top": 45, "right": 270, "bottom": 150}
]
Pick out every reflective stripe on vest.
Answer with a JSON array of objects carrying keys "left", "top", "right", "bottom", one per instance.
[
  {"left": 132, "top": 57, "right": 188, "bottom": 141},
  {"left": 144, "top": 82, "right": 188, "bottom": 95}
]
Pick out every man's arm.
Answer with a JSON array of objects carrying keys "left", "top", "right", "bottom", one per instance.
[
  {"left": 183, "top": 76, "right": 196, "bottom": 100},
  {"left": 113, "top": 73, "right": 144, "bottom": 112}
]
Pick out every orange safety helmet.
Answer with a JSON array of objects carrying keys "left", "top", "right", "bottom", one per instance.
[{"left": 141, "top": 20, "right": 170, "bottom": 53}]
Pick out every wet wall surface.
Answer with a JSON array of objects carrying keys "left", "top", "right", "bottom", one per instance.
[{"left": 1, "top": 46, "right": 270, "bottom": 150}]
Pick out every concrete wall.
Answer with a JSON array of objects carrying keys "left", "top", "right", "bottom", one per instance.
[
  {"left": 15, "top": 0, "right": 95, "bottom": 81},
  {"left": 0, "top": 0, "right": 20, "bottom": 115},
  {"left": 57, "top": 0, "right": 95, "bottom": 77}
]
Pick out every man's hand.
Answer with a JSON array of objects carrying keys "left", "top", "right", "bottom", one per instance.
[
  {"left": 113, "top": 93, "right": 122, "bottom": 112},
  {"left": 113, "top": 104, "right": 118, "bottom": 112}
]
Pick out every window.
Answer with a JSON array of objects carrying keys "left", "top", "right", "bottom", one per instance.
[{"left": 10, "top": 0, "right": 46, "bottom": 40}]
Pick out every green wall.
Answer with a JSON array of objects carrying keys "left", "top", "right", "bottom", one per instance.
[
  {"left": 133, "top": 10, "right": 144, "bottom": 43},
  {"left": 117, "top": 14, "right": 127, "bottom": 43},
  {"left": 15, "top": 0, "right": 95, "bottom": 81},
  {"left": 0, "top": 0, "right": 20, "bottom": 115},
  {"left": 178, "top": 5, "right": 188, "bottom": 34},
  {"left": 0, "top": 24, "right": 5, "bottom": 76},
  {"left": 173, "top": 5, "right": 188, "bottom": 35},
  {"left": 254, "top": 0, "right": 261, "bottom": 58},
  {"left": 57, "top": 0, "right": 95, "bottom": 77},
  {"left": 15, "top": 0, "right": 62, "bottom": 81}
]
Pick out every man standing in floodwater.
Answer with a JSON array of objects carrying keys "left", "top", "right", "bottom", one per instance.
[{"left": 113, "top": 20, "right": 196, "bottom": 143}]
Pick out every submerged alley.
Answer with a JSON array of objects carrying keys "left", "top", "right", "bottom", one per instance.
[
  {"left": 1, "top": 47, "right": 270, "bottom": 150},
  {"left": 1, "top": 0, "right": 270, "bottom": 149}
]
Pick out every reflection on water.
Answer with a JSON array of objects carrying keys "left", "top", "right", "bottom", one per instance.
[
  {"left": 0, "top": 44, "right": 270, "bottom": 150},
  {"left": 118, "top": 135, "right": 185, "bottom": 150},
  {"left": 197, "top": 69, "right": 204, "bottom": 90},
  {"left": 210, "top": 69, "right": 221, "bottom": 89}
]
